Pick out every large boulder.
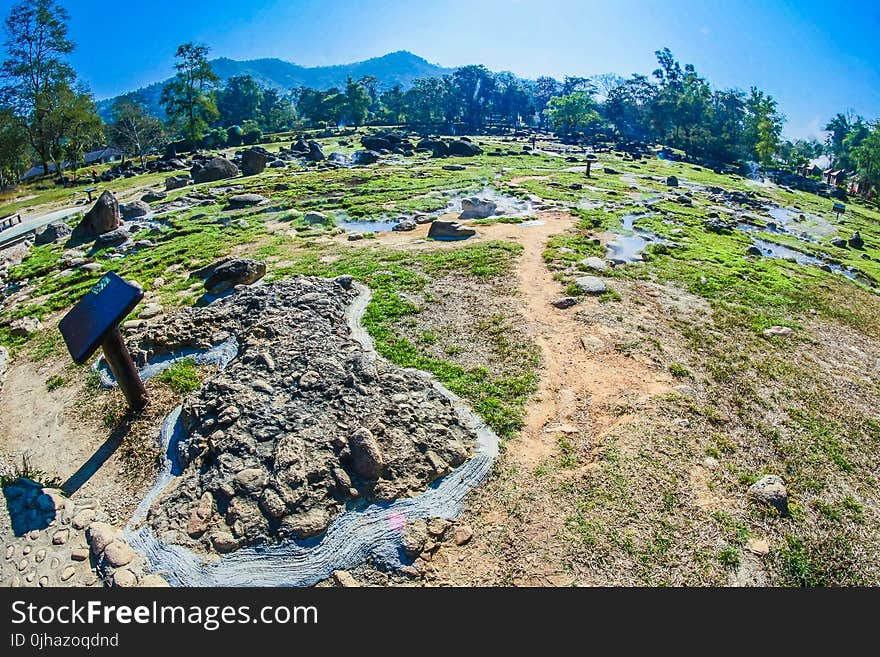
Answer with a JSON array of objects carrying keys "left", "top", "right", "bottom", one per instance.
[
  {"left": 71, "top": 190, "right": 120, "bottom": 240},
  {"left": 849, "top": 232, "right": 864, "bottom": 249},
  {"left": 306, "top": 141, "right": 325, "bottom": 162},
  {"left": 120, "top": 200, "right": 151, "bottom": 219},
  {"left": 351, "top": 150, "right": 380, "bottom": 166},
  {"left": 574, "top": 276, "right": 607, "bottom": 295},
  {"left": 241, "top": 149, "right": 268, "bottom": 176},
  {"left": 142, "top": 190, "right": 167, "bottom": 203},
  {"left": 94, "top": 228, "right": 131, "bottom": 247},
  {"left": 34, "top": 222, "right": 72, "bottom": 245},
  {"left": 191, "top": 157, "right": 239, "bottom": 184},
  {"left": 165, "top": 175, "right": 190, "bottom": 191},
  {"left": 447, "top": 139, "right": 483, "bottom": 157},
  {"left": 459, "top": 197, "right": 497, "bottom": 220},
  {"left": 226, "top": 194, "right": 268, "bottom": 210},
  {"left": 204, "top": 258, "right": 267, "bottom": 295},
  {"left": 361, "top": 136, "right": 392, "bottom": 152},
  {"left": 392, "top": 219, "right": 417, "bottom": 232},
  {"left": 428, "top": 220, "right": 476, "bottom": 241}
]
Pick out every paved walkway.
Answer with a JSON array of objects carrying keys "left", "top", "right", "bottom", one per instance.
[{"left": 0, "top": 206, "right": 83, "bottom": 249}]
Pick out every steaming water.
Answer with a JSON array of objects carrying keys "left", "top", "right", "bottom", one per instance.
[
  {"left": 123, "top": 283, "right": 501, "bottom": 586},
  {"left": 336, "top": 218, "right": 402, "bottom": 233}
]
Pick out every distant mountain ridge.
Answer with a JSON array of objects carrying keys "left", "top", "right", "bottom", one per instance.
[{"left": 96, "top": 50, "right": 452, "bottom": 120}]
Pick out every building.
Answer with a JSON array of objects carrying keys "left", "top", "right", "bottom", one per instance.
[
  {"left": 849, "top": 176, "right": 876, "bottom": 199},
  {"left": 823, "top": 169, "right": 848, "bottom": 187},
  {"left": 83, "top": 146, "right": 124, "bottom": 165}
]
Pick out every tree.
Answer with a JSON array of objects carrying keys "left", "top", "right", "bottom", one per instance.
[
  {"left": 451, "top": 65, "right": 496, "bottom": 129},
  {"left": 533, "top": 76, "right": 560, "bottom": 128},
  {"left": 344, "top": 77, "right": 370, "bottom": 126},
  {"left": 602, "top": 74, "right": 656, "bottom": 141},
  {"left": 544, "top": 93, "right": 602, "bottom": 136},
  {"left": 108, "top": 97, "right": 165, "bottom": 166},
  {"left": 216, "top": 75, "right": 263, "bottom": 127},
  {"left": 160, "top": 43, "right": 218, "bottom": 150},
  {"left": 380, "top": 84, "right": 407, "bottom": 124},
  {"left": 852, "top": 123, "right": 880, "bottom": 190},
  {"left": 744, "top": 87, "right": 784, "bottom": 167},
  {"left": 1, "top": 0, "right": 75, "bottom": 174},
  {"left": 259, "top": 88, "right": 295, "bottom": 132},
  {"left": 51, "top": 83, "right": 103, "bottom": 177},
  {"left": 494, "top": 72, "right": 534, "bottom": 127},
  {"left": 0, "top": 106, "right": 29, "bottom": 186}
]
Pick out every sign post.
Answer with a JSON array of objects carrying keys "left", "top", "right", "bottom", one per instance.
[{"left": 59, "top": 271, "right": 148, "bottom": 411}]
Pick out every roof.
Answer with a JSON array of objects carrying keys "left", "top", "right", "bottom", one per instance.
[{"left": 84, "top": 146, "right": 124, "bottom": 163}]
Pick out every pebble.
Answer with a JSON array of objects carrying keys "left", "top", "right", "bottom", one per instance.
[
  {"left": 453, "top": 525, "right": 474, "bottom": 546},
  {"left": 60, "top": 566, "right": 76, "bottom": 582}
]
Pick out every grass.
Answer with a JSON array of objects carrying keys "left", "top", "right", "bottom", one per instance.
[
  {"left": 0, "top": 453, "right": 62, "bottom": 489},
  {"left": 156, "top": 358, "right": 202, "bottom": 394}
]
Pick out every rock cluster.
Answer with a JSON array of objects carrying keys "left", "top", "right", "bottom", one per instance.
[{"left": 122, "top": 277, "right": 477, "bottom": 554}]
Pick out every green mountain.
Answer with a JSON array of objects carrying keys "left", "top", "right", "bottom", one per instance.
[{"left": 97, "top": 50, "right": 451, "bottom": 119}]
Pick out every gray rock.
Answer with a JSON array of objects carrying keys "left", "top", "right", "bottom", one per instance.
[
  {"left": 226, "top": 193, "right": 268, "bottom": 209},
  {"left": 351, "top": 150, "right": 379, "bottom": 165},
  {"left": 165, "top": 175, "right": 190, "bottom": 191},
  {"left": 428, "top": 220, "right": 476, "bottom": 240},
  {"left": 71, "top": 191, "right": 120, "bottom": 240},
  {"left": 580, "top": 256, "right": 608, "bottom": 272},
  {"left": 120, "top": 200, "right": 150, "bottom": 219},
  {"left": 746, "top": 245, "right": 763, "bottom": 256},
  {"left": 303, "top": 211, "right": 330, "bottom": 225},
  {"left": 203, "top": 258, "right": 267, "bottom": 295},
  {"left": 241, "top": 149, "right": 268, "bottom": 176},
  {"left": 666, "top": 175, "right": 679, "bottom": 187},
  {"left": 574, "top": 276, "right": 607, "bottom": 295},
  {"left": 142, "top": 190, "right": 167, "bottom": 203},
  {"left": 748, "top": 475, "right": 788, "bottom": 515},
  {"left": 552, "top": 297, "right": 578, "bottom": 309},
  {"left": 830, "top": 237, "right": 847, "bottom": 248},
  {"left": 93, "top": 228, "right": 130, "bottom": 247},
  {"left": 392, "top": 219, "right": 417, "bottom": 232},
  {"left": 762, "top": 325, "right": 794, "bottom": 338},
  {"left": 348, "top": 427, "right": 384, "bottom": 479},
  {"left": 9, "top": 317, "right": 42, "bottom": 337},
  {"left": 459, "top": 197, "right": 497, "bottom": 220},
  {"left": 849, "top": 232, "right": 864, "bottom": 249},
  {"left": 191, "top": 157, "right": 239, "bottom": 184},
  {"left": 35, "top": 222, "right": 72, "bottom": 245}
]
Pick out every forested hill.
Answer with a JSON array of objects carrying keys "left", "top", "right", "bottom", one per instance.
[{"left": 97, "top": 50, "right": 451, "bottom": 119}]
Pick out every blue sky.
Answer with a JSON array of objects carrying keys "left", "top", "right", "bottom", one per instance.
[{"left": 2, "top": 0, "right": 878, "bottom": 139}]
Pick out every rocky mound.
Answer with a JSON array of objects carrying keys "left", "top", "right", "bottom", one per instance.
[{"left": 126, "top": 276, "right": 476, "bottom": 554}]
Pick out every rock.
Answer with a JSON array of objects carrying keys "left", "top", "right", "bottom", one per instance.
[
  {"left": 414, "top": 215, "right": 433, "bottom": 225},
  {"left": 0, "top": 345, "right": 8, "bottom": 382},
  {"left": 348, "top": 427, "right": 384, "bottom": 479},
  {"left": 580, "top": 256, "right": 608, "bottom": 272},
  {"left": 747, "top": 538, "right": 770, "bottom": 556},
  {"left": 459, "top": 197, "right": 497, "bottom": 220},
  {"left": 361, "top": 136, "right": 392, "bottom": 151},
  {"left": 332, "top": 570, "right": 360, "bottom": 587},
  {"left": 428, "top": 220, "right": 476, "bottom": 240},
  {"left": 35, "top": 222, "right": 72, "bottom": 245},
  {"left": 211, "top": 532, "right": 239, "bottom": 553},
  {"left": 233, "top": 468, "right": 269, "bottom": 494},
  {"left": 241, "top": 149, "right": 268, "bottom": 176},
  {"left": 103, "top": 540, "right": 135, "bottom": 567},
  {"left": 748, "top": 475, "right": 788, "bottom": 515},
  {"left": 139, "top": 303, "right": 163, "bottom": 320},
  {"left": 87, "top": 522, "right": 118, "bottom": 555},
  {"left": 666, "top": 175, "right": 679, "bottom": 187},
  {"left": 427, "top": 518, "right": 450, "bottom": 538},
  {"left": 830, "top": 237, "right": 847, "bottom": 248},
  {"left": 443, "top": 164, "right": 466, "bottom": 171},
  {"left": 306, "top": 141, "right": 325, "bottom": 162},
  {"left": 71, "top": 547, "right": 90, "bottom": 561},
  {"left": 574, "top": 276, "right": 607, "bottom": 295},
  {"left": 447, "top": 139, "right": 482, "bottom": 156},
  {"left": 142, "top": 190, "right": 167, "bottom": 203},
  {"left": 165, "top": 175, "right": 190, "bottom": 191},
  {"left": 402, "top": 519, "right": 428, "bottom": 557},
  {"left": 71, "top": 191, "right": 120, "bottom": 240},
  {"left": 269, "top": 159, "right": 286, "bottom": 168},
  {"left": 120, "top": 200, "right": 150, "bottom": 219},
  {"left": 335, "top": 274, "right": 354, "bottom": 290},
  {"left": 762, "top": 325, "right": 794, "bottom": 338},
  {"left": 139, "top": 574, "right": 170, "bottom": 587},
  {"left": 226, "top": 193, "right": 268, "bottom": 209},
  {"left": 392, "top": 219, "right": 417, "bottom": 232},
  {"left": 351, "top": 150, "right": 380, "bottom": 165},
  {"left": 552, "top": 297, "right": 578, "bottom": 309},
  {"left": 9, "top": 317, "right": 42, "bottom": 337},
  {"left": 704, "top": 218, "right": 734, "bottom": 234},
  {"left": 453, "top": 525, "right": 474, "bottom": 545},
  {"left": 849, "top": 232, "right": 864, "bottom": 249},
  {"left": 51, "top": 528, "right": 69, "bottom": 545},
  {"left": 112, "top": 569, "right": 138, "bottom": 587},
  {"left": 192, "top": 157, "right": 239, "bottom": 184},
  {"left": 93, "top": 228, "right": 130, "bottom": 247},
  {"left": 204, "top": 258, "right": 267, "bottom": 294},
  {"left": 746, "top": 245, "right": 763, "bottom": 256}
]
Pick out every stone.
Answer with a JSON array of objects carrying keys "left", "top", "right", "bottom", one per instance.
[
  {"left": 348, "top": 427, "right": 384, "bottom": 479},
  {"left": 52, "top": 528, "right": 69, "bottom": 545},
  {"left": 849, "top": 232, "right": 864, "bottom": 249},
  {"left": 453, "top": 525, "right": 474, "bottom": 545},
  {"left": 139, "top": 303, "right": 163, "bottom": 320},
  {"left": 763, "top": 325, "right": 794, "bottom": 338},
  {"left": 71, "top": 191, "right": 120, "bottom": 240},
  {"left": 306, "top": 141, "right": 325, "bottom": 162},
  {"left": 303, "top": 211, "right": 330, "bottom": 225},
  {"left": 574, "top": 276, "right": 607, "bottom": 295},
  {"left": 427, "top": 518, "right": 450, "bottom": 538},
  {"left": 60, "top": 566, "right": 76, "bottom": 582},
  {"left": 361, "top": 135, "right": 392, "bottom": 151},
  {"left": 211, "top": 532, "right": 239, "bottom": 553},
  {"left": 428, "top": 220, "right": 476, "bottom": 240},
  {"left": 447, "top": 139, "right": 482, "bottom": 157},
  {"left": 746, "top": 245, "right": 763, "bottom": 256},
  {"left": 165, "top": 175, "right": 190, "bottom": 191},
  {"left": 112, "top": 569, "right": 138, "bottom": 587},
  {"left": 139, "top": 574, "right": 170, "bottom": 587},
  {"left": 402, "top": 519, "right": 428, "bottom": 557},
  {"left": 351, "top": 150, "right": 380, "bottom": 165},
  {"left": 226, "top": 193, "right": 268, "bottom": 209},
  {"left": 332, "top": 570, "right": 360, "bottom": 587},
  {"left": 35, "top": 222, "right": 72, "bottom": 245},
  {"left": 335, "top": 274, "right": 354, "bottom": 290},
  {"left": 747, "top": 538, "right": 770, "bottom": 556},
  {"left": 142, "top": 190, "right": 167, "bottom": 203},
  {"left": 830, "top": 237, "right": 847, "bottom": 248},
  {"left": 748, "top": 475, "right": 788, "bottom": 515},
  {"left": 666, "top": 175, "right": 679, "bottom": 187},
  {"left": 192, "top": 157, "right": 239, "bottom": 183},
  {"left": 103, "top": 540, "right": 135, "bottom": 567},
  {"left": 87, "top": 522, "right": 118, "bottom": 555},
  {"left": 93, "top": 228, "right": 130, "bottom": 247},
  {"left": 580, "top": 256, "right": 608, "bottom": 272},
  {"left": 459, "top": 197, "right": 497, "bottom": 220},
  {"left": 241, "top": 149, "right": 268, "bottom": 176},
  {"left": 71, "top": 548, "right": 89, "bottom": 561},
  {"left": 233, "top": 468, "right": 269, "bottom": 494},
  {"left": 392, "top": 219, "right": 417, "bottom": 232},
  {"left": 9, "top": 317, "right": 42, "bottom": 337},
  {"left": 443, "top": 164, "right": 466, "bottom": 171},
  {"left": 120, "top": 200, "right": 150, "bottom": 219},
  {"left": 204, "top": 258, "right": 267, "bottom": 295}
]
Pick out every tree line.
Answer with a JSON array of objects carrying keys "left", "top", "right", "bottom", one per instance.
[{"left": 1, "top": 0, "right": 878, "bottom": 194}]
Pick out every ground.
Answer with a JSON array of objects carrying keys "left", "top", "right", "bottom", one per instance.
[{"left": 1, "top": 132, "right": 879, "bottom": 586}]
